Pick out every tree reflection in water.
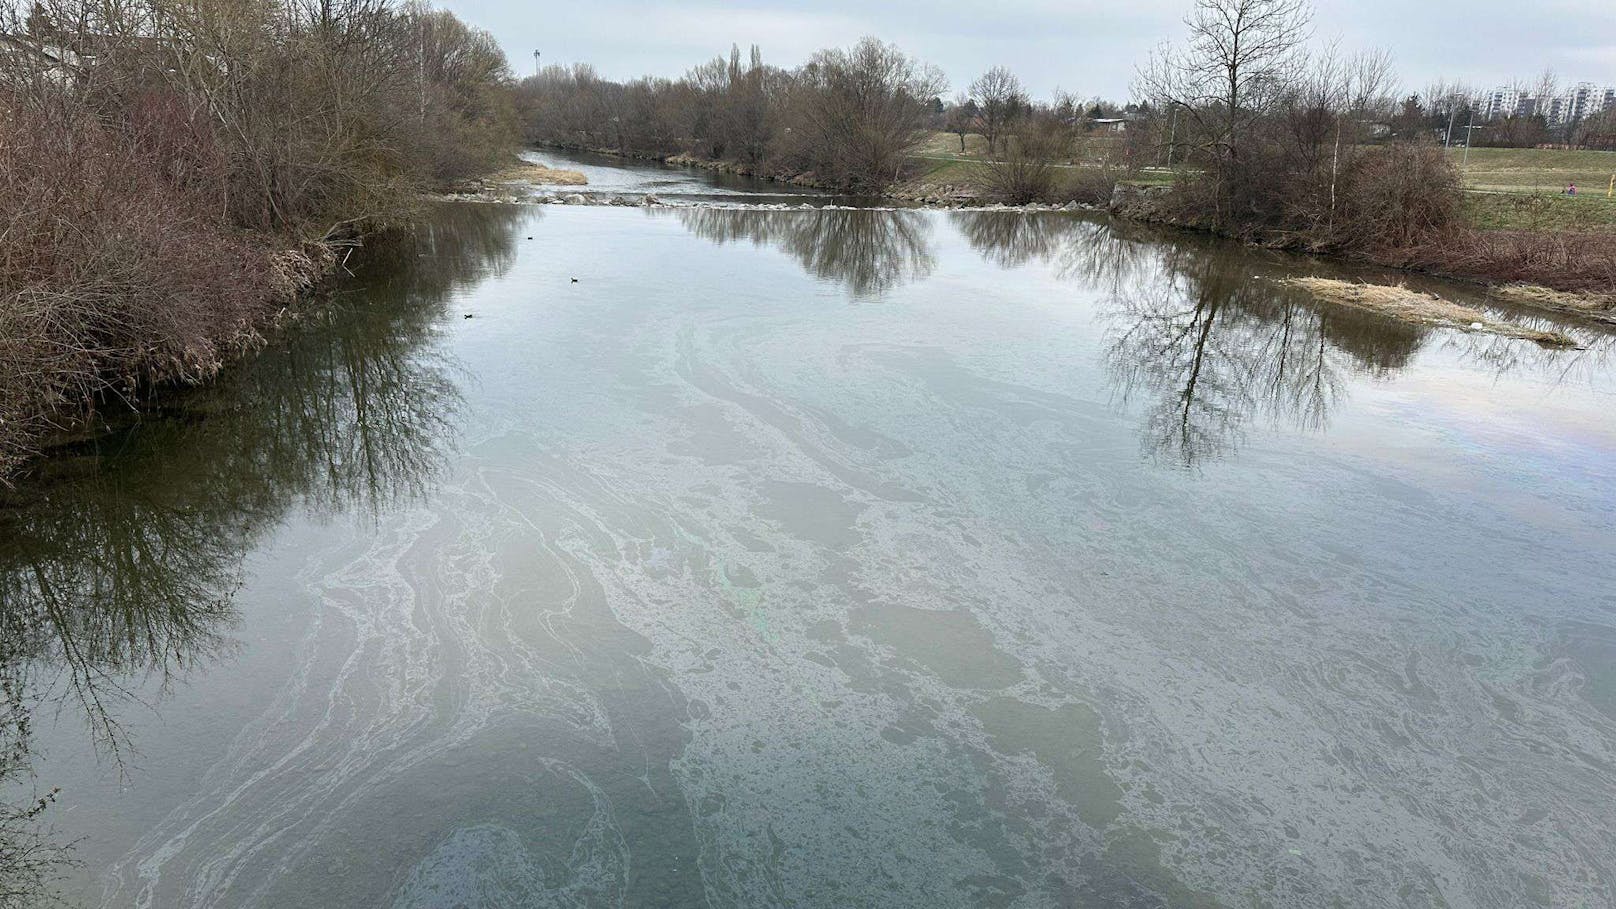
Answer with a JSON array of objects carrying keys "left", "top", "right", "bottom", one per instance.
[
  {"left": 0, "top": 202, "right": 526, "bottom": 902},
  {"left": 952, "top": 210, "right": 1160, "bottom": 290},
  {"left": 1103, "top": 243, "right": 1425, "bottom": 467},
  {"left": 952, "top": 210, "right": 1436, "bottom": 466},
  {"left": 2, "top": 201, "right": 1603, "bottom": 902},
  {"left": 675, "top": 206, "right": 1606, "bottom": 468},
  {"left": 673, "top": 207, "right": 935, "bottom": 298}
]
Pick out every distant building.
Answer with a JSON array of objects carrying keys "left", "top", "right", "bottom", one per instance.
[
  {"left": 1481, "top": 88, "right": 1523, "bottom": 121},
  {"left": 1474, "top": 80, "right": 1616, "bottom": 126},
  {"left": 1087, "top": 117, "right": 1127, "bottom": 135},
  {"left": 0, "top": 29, "right": 189, "bottom": 85},
  {"left": 0, "top": 31, "right": 81, "bottom": 81},
  {"left": 1545, "top": 95, "right": 1568, "bottom": 124},
  {"left": 1565, "top": 82, "right": 1600, "bottom": 123}
]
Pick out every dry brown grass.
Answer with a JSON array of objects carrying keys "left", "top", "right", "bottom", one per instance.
[
  {"left": 1280, "top": 278, "right": 1579, "bottom": 347},
  {"left": 1487, "top": 284, "right": 1616, "bottom": 323},
  {"left": 492, "top": 163, "right": 587, "bottom": 185}
]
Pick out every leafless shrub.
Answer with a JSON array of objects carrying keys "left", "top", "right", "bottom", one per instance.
[
  {"left": 0, "top": 0, "right": 518, "bottom": 476},
  {"left": 1405, "top": 231, "right": 1616, "bottom": 294},
  {"left": 1332, "top": 143, "right": 1462, "bottom": 250},
  {"left": 1064, "top": 166, "right": 1124, "bottom": 205},
  {"left": 978, "top": 117, "right": 1069, "bottom": 203},
  {"left": 0, "top": 95, "right": 272, "bottom": 473}
]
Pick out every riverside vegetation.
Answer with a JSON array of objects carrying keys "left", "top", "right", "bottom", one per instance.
[
  {"left": 517, "top": 0, "right": 1615, "bottom": 315},
  {"left": 0, "top": 0, "right": 519, "bottom": 479}
]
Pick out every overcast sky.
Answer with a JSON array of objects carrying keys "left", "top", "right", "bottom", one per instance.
[{"left": 438, "top": 0, "right": 1615, "bottom": 100}]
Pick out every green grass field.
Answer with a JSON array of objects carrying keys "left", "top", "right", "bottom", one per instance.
[
  {"left": 1450, "top": 147, "right": 1616, "bottom": 231},
  {"left": 908, "top": 131, "right": 1169, "bottom": 195},
  {"left": 910, "top": 133, "right": 1616, "bottom": 228},
  {"left": 1461, "top": 192, "right": 1616, "bottom": 231},
  {"left": 1449, "top": 147, "right": 1616, "bottom": 195}
]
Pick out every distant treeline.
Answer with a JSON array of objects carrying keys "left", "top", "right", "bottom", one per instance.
[
  {"left": 517, "top": 39, "right": 947, "bottom": 191},
  {"left": 0, "top": 0, "right": 519, "bottom": 476},
  {"left": 513, "top": 8, "right": 1451, "bottom": 236},
  {"left": 1127, "top": 0, "right": 1613, "bottom": 288},
  {"left": 519, "top": 0, "right": 1613, "bottom": 294},
  {"left": 515, "top": 11, "right": 1458, "bottom": 242}
]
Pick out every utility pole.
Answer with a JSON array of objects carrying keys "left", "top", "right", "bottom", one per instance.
[
  {"left": 1463, "top": 108, "right": 1475, "bottom": 166},
  {"left": 1166, "top": 103, "right": 1179, "bottom": 169}
]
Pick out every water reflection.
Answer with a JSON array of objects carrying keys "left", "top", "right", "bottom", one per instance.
[
  {"left": 956, "top": 211, "right": 1614, "bottom": 464},
  {"left": 4, "top": 198, "right": 1612, "bottom": 906},
  {"left": 1104, "top": 244, "right": 1425, "bottom": 467},
  {"left": 953, "top": 211, "right": 1163, "bottom": 292},
  {"left": 682, "top": 205, "right": 1432, "bottom": 468},
  {"left": 668, "top": 207, "right": 1612, "bottom": 468},
  {"left": 0, "top": 202, "right": 524, "bottom": 900},
  {"left": 673, "top": 208, "right": 935, "bottom": 297}
]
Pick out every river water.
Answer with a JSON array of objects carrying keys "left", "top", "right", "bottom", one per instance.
[{"left": 3, "top": 154, "right": 1615, "bottom": 908}]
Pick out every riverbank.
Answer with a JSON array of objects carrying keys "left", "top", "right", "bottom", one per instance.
[
  {"left": 1110, "top": 184, "right": 1616, "bottom": 322},
  {"left": 0, "top": 170, "right": 519, "bottom": 485},
  {"left": 0, "top": 233, "right": 343, "bottom": 481},
  {"left": 0, "top": 0, "right": 520, "bottom": 484},
  {"left": 524, "top": 144, "right": 1616, "bottom": 330},
  {"left": 10, "top": 198, "right": 1616, "bottom": 909},
  {"left": 1278, "top": 278, "right": 1579, "bottom": 346}
]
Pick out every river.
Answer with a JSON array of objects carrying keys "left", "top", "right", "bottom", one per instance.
[{"left": 2, "top": 152, "right": 1614, "bottom": 908}]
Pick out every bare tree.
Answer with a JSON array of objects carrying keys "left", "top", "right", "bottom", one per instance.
[
  {"left": 789, "top": 38, "right": 946, "bottom": 189},
  {"left": 1533, "top": 68, "right": 1559, "bottom": 114},
  {"left": 1420, "top": 80, "right": 1475, "bottom": 147},
  {"left": 979, "top": 115, "right": 1068, "bottom": 202},
  {"left": 969, "top": 65, "right": 1026, "bottom": 155},
  {"left": 945, "top": 92, "right": 977, "bottom": 152},
  {"left": 1136, "top": 0, "right": 1313, "bottom": 225}
]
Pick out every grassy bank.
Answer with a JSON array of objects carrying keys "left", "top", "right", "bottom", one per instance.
[
  {"left": 1448, "top": 147, "right": 1616, "bottom": 232},
  {"left": 908, "top": 133, "right": 1616, "bottom": 227},
  {"left": 1461, "top": 191, "right": 1616, "bottom": 231},
  {"left": 535, "top": 139, "right": 1616, "bottom": 317},
  {"left": 1451, "top": 147, "right": 1616, "bottom": 195}
]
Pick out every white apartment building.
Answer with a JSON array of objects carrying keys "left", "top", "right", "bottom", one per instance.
[{"left": 1476, "top": 81, "right": 1615, "bottom": 124}]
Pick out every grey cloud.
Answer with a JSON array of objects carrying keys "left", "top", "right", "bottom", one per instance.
[{"left": 443, "top": 0, "right": 1616, "bottom": 100}]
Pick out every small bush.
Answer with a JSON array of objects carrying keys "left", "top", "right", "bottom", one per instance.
[
  {"left": 0, "top": 97, "right": 271, "bottom": 473},
  {"left": 1060, "top": 167, "right": 1124, "bottom": 205},
  {"left": 978, "top": 120, "right": 1068, "bottom": 204},
  {"left": 1334, "top": 144, "right": 1462, "bottom": 251}
]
